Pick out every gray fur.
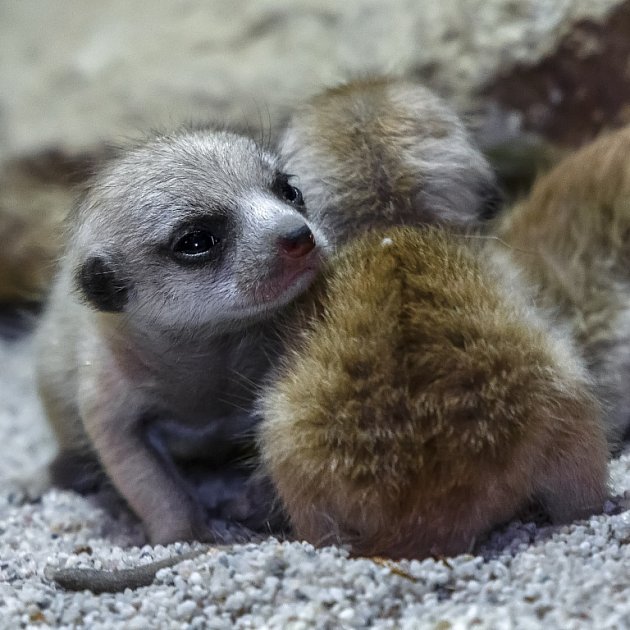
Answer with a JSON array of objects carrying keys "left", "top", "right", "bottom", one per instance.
[{"left": 36, "top": 129, "right": 329, "bottom": 545}]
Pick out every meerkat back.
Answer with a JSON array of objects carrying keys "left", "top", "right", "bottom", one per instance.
[
  {"left": 494, "top": 125, "right": 630, "bottom": 441},
  {"left": 259, "top": 227, "right": 608, "bottom": 559},
  {"left": 279, "top": 77, "right": 501, "bottom": 244}
]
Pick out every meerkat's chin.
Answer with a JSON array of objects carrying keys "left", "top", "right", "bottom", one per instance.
[
  {"left": 272, "top": 262, "right": 322, "bottom": 302},
  {"left": 231, "top": 263, "right": 322, "bottom": 323}
]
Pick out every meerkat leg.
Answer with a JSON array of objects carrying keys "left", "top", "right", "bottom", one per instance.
[
  {"left": 79, "top": 372, "right": 209, "bottom": 545},
  {"left": 86, "top": 412, "right": 209, "bottom": 544}
]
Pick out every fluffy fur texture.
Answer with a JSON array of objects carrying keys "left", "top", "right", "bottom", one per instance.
[
  {"left": 259, "top": 227, "right": 608, "bottom": 560},
  {"left": 495, "top": 125, "right": 630, "bottom": 441},
  {"left": 0, "top": 211, "right": 58, "bottom": 303},
  {"left": 279, "top": 77, "right": 501, "bottom": 245},
  {"left": 36, "top": 128, "right": 329, "bottom": 544},
  {"left": 0, "top": 171, "right": 70, "bottom": 303}
]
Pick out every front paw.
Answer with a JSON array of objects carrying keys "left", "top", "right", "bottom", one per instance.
[{"left": 146, "top": 503, "right": 215, "bottom": 545}]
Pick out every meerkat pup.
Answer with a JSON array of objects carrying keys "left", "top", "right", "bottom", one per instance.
[
  {"left": 259, "top": 227, "right": 608, "bottom": 559},
  {"left": 279, "top": 77, "right": 502, "bottom": 244},
  {"left": 493, "top": 125, "right": 630, "bottom": 442},
  {"left": 36, "top": 128, "right": 329, "bottom": 544}
]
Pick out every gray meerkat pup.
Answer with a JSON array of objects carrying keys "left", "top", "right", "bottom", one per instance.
[
  {"left": 36, "top": 127, "right": 329, "bottom": 545},
  {"left": 494, "top": 125, "right": 630, "bottom": 442},
  {"left": 279, "top": 77, "right": 502, "bottom": 244},
  {"left": 259, "top": 227, "right": 609, "bottom": 560}
]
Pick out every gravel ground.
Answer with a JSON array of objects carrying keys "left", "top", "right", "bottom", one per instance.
[{"left": 2, "top": 333, "right": 630, "bottom": 629}]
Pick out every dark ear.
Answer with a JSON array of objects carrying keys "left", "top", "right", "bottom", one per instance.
[
  {"left": 476, "top": 179, "right": 505, "bottom": 221},
  {"left": 75, "top": 253, "right": 129, "bottom": 312}
]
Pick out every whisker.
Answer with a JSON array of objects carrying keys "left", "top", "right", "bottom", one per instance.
[{"left": 455, "top": 232, "right": 536, "bottom": 256}]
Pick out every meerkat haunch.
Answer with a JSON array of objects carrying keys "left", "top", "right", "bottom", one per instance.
[
  {"left": 36, "top": 128, "right": 329, "bottom": 545},
  {"left": 0, "top": 210, "right": 62, "bottom": 304},
  {"left": 0, "top": 164, "right": 74, "bottom": 305},
  {"left": 259, "top": 227, "right": 608, "bottom": 559},
  {"left": 494, "top": 125, "right": 630, "bottom": 441},
  {"left": 279, "top": 77, "right": 502, "bottom": 245}
]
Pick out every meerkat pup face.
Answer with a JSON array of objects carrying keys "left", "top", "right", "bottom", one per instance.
[
  {"left": 70, "top": 130, "right": 329, "bottom": 331},
  {"left": 280, "top": 77, "right": 501, "bottom": 244}
]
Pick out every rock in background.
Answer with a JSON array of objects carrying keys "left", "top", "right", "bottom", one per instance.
[{"left": 0, "top": 0, "right": 628, "bottom": 301}]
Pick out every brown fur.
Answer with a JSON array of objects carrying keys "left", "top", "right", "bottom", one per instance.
[
  {"left": 280, "top": 77, "right": 501, "bottom": 245},
  {"left": 0, "top": 212, "right": 58, "bottom": 303},
  {"left": 495, "top": 125, "right": 630, "bottom": 440},
  {"left": 259, "top": 227, "right": 608, "bottom": 559},
  {"left": 0, "top": 170, "right": 69, "bottom": 303}
]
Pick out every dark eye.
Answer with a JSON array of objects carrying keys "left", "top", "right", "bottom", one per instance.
[
  {"left": 275, "top": 174, "right": 304, "bottom": 207},
  {"left": 172, "top": 230, "right": 219, "bottom": 261}
]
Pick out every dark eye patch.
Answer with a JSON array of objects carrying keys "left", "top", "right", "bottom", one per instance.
[
  {"left": 273, "top": 173, "right": 305, "bottom": 211},
  {"left": 76, "top": 253, "right": 129, "bottom": 312}
]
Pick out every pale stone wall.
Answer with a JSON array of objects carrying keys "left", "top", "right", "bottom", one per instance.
[{"left": 0, "top": 0, "right": 624, "bottom": 160}]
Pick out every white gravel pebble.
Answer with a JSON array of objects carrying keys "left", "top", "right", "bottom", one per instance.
[{"left": 3, "top": 335, "right": 630, "bottom": 628}]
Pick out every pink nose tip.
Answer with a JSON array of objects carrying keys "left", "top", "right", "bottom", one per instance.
[{"left": 278, "top": 225, "right": 316, "bottom": 258}]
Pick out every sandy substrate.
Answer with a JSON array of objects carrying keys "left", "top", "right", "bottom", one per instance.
[{"left": 1, "top": 333, "right": 630, "bottom": 629}]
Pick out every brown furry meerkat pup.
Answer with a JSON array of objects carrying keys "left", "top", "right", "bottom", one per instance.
[
  {"left": 494, "top": 125, "right": 630, "bottom": 442},
  {"left": 36, "top": 128, "right": 330, "bottom": 545},
  {"left": 279, "top": 77, "right": 502, "bottom": 243},
  {"left": 259, "top": 227, "right": 608, "bottom": 559}
]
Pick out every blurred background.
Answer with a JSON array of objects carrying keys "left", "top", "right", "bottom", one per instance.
[{"left": 1, "top": 0, "right": 629, "bottom": 307}]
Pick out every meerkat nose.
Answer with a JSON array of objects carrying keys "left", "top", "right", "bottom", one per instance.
[{"left": 277, "top": 225, "right": 316, "bottom": 258}]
